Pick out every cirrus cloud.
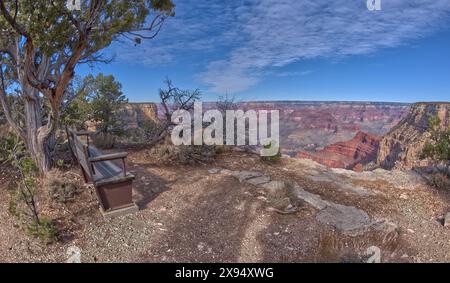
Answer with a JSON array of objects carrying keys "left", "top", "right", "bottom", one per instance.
[{"left": 114, "top": 0, "right": 450, "bottom": 93}]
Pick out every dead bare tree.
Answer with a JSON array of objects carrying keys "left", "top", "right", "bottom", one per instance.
[{"left": 144, "top": 78, "right": 201, "bottom": 147}]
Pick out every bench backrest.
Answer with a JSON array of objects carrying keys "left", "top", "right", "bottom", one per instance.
[{"left": 67, "top": 128, "right": 93, "bottom": 180}]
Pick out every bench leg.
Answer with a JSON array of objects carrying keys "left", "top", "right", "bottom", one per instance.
[
  {"left": 80, "top": 167, "right": 91, "bottom": 183},
  {"left": 95, "top": 180, "right": 137, "bottom": 217},
  {"left": 99, "top": 203, "right": 139, "bottom": 218}
]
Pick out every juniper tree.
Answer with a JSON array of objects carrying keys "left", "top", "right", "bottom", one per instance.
[
  {"left": 86, "top": 73, "right": 127, "bottom": 134},
  {"left": 0, "top": 0, "right": 174, "bottom": 174}
]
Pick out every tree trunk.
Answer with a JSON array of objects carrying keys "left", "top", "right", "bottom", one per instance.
[{"left": 24, "top": 96, "right": 54, "bottom": 175}]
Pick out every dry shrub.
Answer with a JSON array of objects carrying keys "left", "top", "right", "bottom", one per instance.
[
  {"left": 43, "top": 169, "right": 83, "bottom": 204},
  {"left": 266, "top": 180, "right": 298, "bottom": 209},
  {"left": 427, "top": 173, "right": 450, "bottom": 191},
  {"left": 312, "top": 231, "right": 364, "bottom": 263},
  {"left": 309, "top": 225, "right": 407, "bottom": 263},
  {"left": 93, "top": 132, "right": 116, "bottom": 149},
  {"left": 149, "top": 139, "right": 217, "bottom": 165}
]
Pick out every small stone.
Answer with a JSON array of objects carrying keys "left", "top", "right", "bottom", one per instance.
[
  {"left": 208, "top": 168, "right": 221, "bottom": 174},
  {"left": 444, "top": 212, "right": 450, "bottom": 227},
  {"left": 400, "top": 193, "right": 408, "bottom": 200},
  {"left": 197, "top": 242, "right": 206, "bottom": 251}
]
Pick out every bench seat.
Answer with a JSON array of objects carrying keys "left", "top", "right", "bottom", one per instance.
[
  {"left": 88, "top": 147, "right": 135, "bottom": 186},
  {"left": 66, "top": 127, "right": 138, "bottom": 217}
]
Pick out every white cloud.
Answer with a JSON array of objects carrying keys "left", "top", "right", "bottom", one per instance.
[
  {"left": 275, "top": 70, "right": 314, "bottom": 77},
  {"left": 113, "top": 0, "right": 450, "bottom": 93},
  {"left": 113, "top": 0, "right": 246, "bottom": 66},
  {"left": 196, "top": 60, "right": 260, "bottom": 93}
]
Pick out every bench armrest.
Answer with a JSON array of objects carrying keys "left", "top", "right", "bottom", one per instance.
[
  {"left": 74, "top": 130, "right": 93, "bottom": 136},
  {"left": 89, "top": 152, "right": 128, "bottom": 163}
]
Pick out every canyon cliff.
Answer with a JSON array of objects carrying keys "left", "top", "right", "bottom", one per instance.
[
  {"left": 298, "top": 131, "right": 380, "bottom": 170},
  {"left": 115, "top": 101, "right": 410, "bottom": 170},
  {"left": 118, "top": 103, "right": 160, "bottom": 129},
  {"left": 377, "top": 102, "right": 450, "bottom": 169}
]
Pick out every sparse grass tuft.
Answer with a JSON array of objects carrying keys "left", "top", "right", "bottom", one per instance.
[
  {"left": 26, "top": 218, "right": 58, "bottom": 245},
  {"left": 43, "top": 169, "right": 82, "bottom": 204},
  {"left": 265, "top": 180, "right": 299, "bottom": 209},
  {"left": 309, "top": 225, "right": 406, "bottom": 263},
  {"left": 150, "top": 140, "right": 217, "bottom": 165},
  {"left": 427, "top": 173, "right": 450, "bottom": 191}
]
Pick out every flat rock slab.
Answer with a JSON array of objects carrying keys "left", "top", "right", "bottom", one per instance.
[
  {"left": 307, "top": 175, "right": 374, "bottom": 197},
  {"left": 231, "top": 171, "right": 263, "bottom": 182},
  {"left": 316, "top": 203, "right": 371, "bottom": 235},
  {"left": 226, "top": 169, "right": 375, "bottom": 236},
  {"left": 246, "top": 176, "right": 271, "bottom": 186},
  {"left": 293, "top": 186, "right": 330, "bottom": 210}
]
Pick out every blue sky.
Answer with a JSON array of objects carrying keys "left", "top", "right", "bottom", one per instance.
[{"left": 78, "top": 0, "right": 450, "bottom": 103}]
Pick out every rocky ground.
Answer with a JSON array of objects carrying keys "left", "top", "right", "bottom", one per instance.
[{"left": 0, "top": 149, "right": 449, "bottom": 263}]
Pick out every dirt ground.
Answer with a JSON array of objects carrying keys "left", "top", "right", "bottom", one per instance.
[{"left": 0, "top": 149, "right": 449, "bottom": 263}]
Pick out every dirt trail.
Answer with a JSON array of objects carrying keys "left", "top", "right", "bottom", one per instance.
[{"left": 0, "top": 150, "right": 449, "bottom": 262}]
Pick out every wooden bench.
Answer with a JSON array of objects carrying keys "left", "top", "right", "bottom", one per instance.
[{"left": 66, "top": 127, "right": 138, "bottom": 217}]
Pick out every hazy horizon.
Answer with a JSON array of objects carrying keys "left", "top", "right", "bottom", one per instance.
[{"left": 128, "top": 99, "right": 416, "bottom": 105}]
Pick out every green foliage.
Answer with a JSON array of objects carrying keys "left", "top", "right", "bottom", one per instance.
[
  {"left": 61, "top": 82, "right": 90, "bottom": 129},
  {"left": 93, "top": 132, "right": 117, "bottom": 149},
  {"left": 61, "top": 73, "right": 128, "bottom": 132},
  {"left": 0, "top": 0, "right": 175, "bottom": 56},
  {"left": 0, "top": 1, "right": 174, "bottom": 174},
  {"left": 421, "top": 116, "right": 450, "bottom": 164},
  {"left": 86, "top": 73, "right": 128, "bottom": 134},
  {"left": 261, "top": 142, "right": 282, "bottom": 163},
  {"left": 26, "top": 218, "right": 58, "bottom": 245},
  {"left": 2, "top": 133, "right": 58, "bottom": 244},
  {"left": 56, "top": 159, "right": 66, "bottom": 168}
]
